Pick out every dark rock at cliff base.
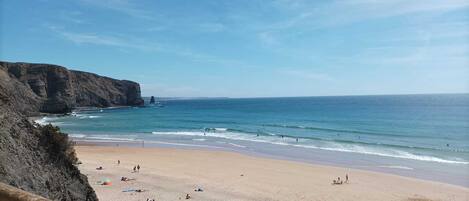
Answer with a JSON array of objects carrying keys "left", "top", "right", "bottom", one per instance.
[
  {"left": 150, "top": 96, "right": 156, "bottom": 104},
  {"left": 1, "top": 61, "right": 144, "bottom": 114}
]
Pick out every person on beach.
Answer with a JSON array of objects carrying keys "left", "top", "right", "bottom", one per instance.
[
  {"left": 346, "top": 174, "right": 349, "bottom": 183},
  {"left": 332, "top": 177, "right": 343, "bottom": 185},
  {"left": 133, "top": 166, "right": 136, "bottom": 172},
  {"left": 137, "top": 164, "right": 140, "bottom": 172},
  {"left": 118, "top": 160, "right": 120, "bottom": 165}
]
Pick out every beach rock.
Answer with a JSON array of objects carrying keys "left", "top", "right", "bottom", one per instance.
[{"left": 1, "top": 61, "right": 144, "bottom": 114}]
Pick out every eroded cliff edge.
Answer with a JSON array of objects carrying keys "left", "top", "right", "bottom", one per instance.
[
  {"left": 0, "top": 61, "right": 144, "bottom": 200},
  {"left": 1, "top": 61, "right": 144, "bottom": 114}
]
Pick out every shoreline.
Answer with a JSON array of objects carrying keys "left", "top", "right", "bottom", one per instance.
[
  {"left": 72, "top": 138, "right": 469, "bottom": 188},
  {"left": 75, "top": 144, "right": 469, "bottom": 201}
]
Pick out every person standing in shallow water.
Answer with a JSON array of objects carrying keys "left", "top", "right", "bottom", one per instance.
[{"left": 137, "top": 164, "right": 140, "bottom": 172}]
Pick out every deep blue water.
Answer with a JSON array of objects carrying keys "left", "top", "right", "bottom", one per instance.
[{"left": 38, "top": 94, "right": 469, "bottom": 186}]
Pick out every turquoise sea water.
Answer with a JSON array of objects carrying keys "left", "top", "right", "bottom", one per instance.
[{"left": 38, "top": 94, "right": 469, "bottom": 186}]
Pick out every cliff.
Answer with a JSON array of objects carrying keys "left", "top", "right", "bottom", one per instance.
[
  {"left": 0, "top": 61, "right": 144, "bottom": 200},
  {"left": 0, "top": 61, "right": 144, "bottom": 114}
]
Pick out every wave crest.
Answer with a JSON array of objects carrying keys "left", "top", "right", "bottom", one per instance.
[{"left": 150, "top": 130, "right": 469, "bottom": 165}]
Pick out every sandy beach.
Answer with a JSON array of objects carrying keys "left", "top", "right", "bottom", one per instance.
[{"left": 75, "top": 145, "right": 468, "bottom": 201}]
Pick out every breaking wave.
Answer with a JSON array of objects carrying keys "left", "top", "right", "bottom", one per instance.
[{"left": 151, "top": 130, "right": 469, "bottom": 165}]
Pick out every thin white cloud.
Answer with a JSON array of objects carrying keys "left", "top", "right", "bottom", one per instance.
[
  {"left": 78, "top": 0, "right": 156, "bottom": 20},
  {"left": 259, "top": 0, "right": 469, "bottom": 45},
  {"left": 48, "top": 26, "right": 161, "bottom": 51},
  {"left": 272, "top": 0, "right": 469, "bottom": 28},
  {"left": 47, "top": 25, "right": 259, "bottom": 69}
]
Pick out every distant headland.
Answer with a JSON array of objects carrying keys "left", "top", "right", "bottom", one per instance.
[{"left": 0, "top": 61, "right": 144, "bottom": 114}]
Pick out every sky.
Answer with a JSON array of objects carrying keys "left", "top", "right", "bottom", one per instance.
[{"left": 1, "top": 0, "right": 468, "bottom": 97}]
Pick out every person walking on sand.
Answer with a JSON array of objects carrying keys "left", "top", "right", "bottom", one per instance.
[
  {"left": 346, "top": 174, "right": 349, "bottom": 183},
  {"left": 118, "top": 160, "right": 120, "bottom": 165},
  {"left": 133, "top": 166, "right": 136, "bottom": 172},
  {"left": 137, "top": 164, "right": 140, "bottom": 172}
]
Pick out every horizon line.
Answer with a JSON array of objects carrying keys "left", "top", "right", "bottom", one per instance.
[{"left": 143, "top": 92, "right": 469, "bottom": 99}]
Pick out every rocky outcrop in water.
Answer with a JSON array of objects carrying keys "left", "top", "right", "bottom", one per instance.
[
  {"left": 1, "top": 61, "right": 144, "bottom": 114},
  {"left": 150, "top": 96, "right": 156, "bottom": 104},
  {"left": 0, "top": 61, "right": 145, "bottom": 200}
]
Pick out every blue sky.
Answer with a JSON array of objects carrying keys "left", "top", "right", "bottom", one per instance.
[{"left": 1, "top": 0, "right": 468, "bottom": 97}]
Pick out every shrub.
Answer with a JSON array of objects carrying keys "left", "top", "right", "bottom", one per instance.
[{"left": 39, "top": 124, "right": 78, "bottom": 165}]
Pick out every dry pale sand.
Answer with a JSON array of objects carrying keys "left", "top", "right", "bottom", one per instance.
[{"left": 75, "top": 145, "right": 468, "bottom": 201}]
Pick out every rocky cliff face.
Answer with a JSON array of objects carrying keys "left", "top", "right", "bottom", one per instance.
[
  {"left": 0, "top": 108, "right": 98, "bottom": 201},
  {"left": 0, "top": 61, "right": 145, "bottom": 201},
  {"left": 0, "top": 68, "right": 97, "bottom": 200},
  {"left": 1, "top": 61, "right": 144, "bottom": 114}
]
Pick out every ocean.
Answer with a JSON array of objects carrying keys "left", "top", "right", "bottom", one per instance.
[{"left": 37, "top": 94, "right": 469, "bottom": 187}]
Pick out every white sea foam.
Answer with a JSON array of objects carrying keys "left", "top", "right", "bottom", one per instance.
[
  {"left": 293, "top": 143, "right": 469, "bottom": 165},
  {"left": 378, "top": 165, "right": 414, "bottom": 170},
  {"left": 70, "top": 134, "right": 87, "bottom": 138},
  {"left": 34, "top": 117, "right": 48, "bottom": 125},
  {"left": 151, "top": 131, "right": 469, "bottom": 165},
  {"left": 35, "top": 116, "right": 62, "bottom": 125},
  {"left": 85, "top": 136, "right": 137, "bottom": 142},
  {"left": 229, "top": 143, "right": 247, "bottom": 148},
  {"left": 146, "top": 140, "right": 223, "bottom": 149},
  {"left": 73, "top": 113, "right": 101, "bottom": 119},
  {"left": 192, "top": 138, "right": 207, "bottom": 141}
]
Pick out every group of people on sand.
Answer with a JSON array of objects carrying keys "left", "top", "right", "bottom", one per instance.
[
  {"left": 117, "top": 159, "right": 141, "bottom": 173},
  {"left": 112, "top": 159, "right": 203, "bottom": 200},
  {"left": 133, "top": 164, "right": 141, "bottom": 172},
  {"left": 332, "top": 174, "right": 349, "bottom": 185}
]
